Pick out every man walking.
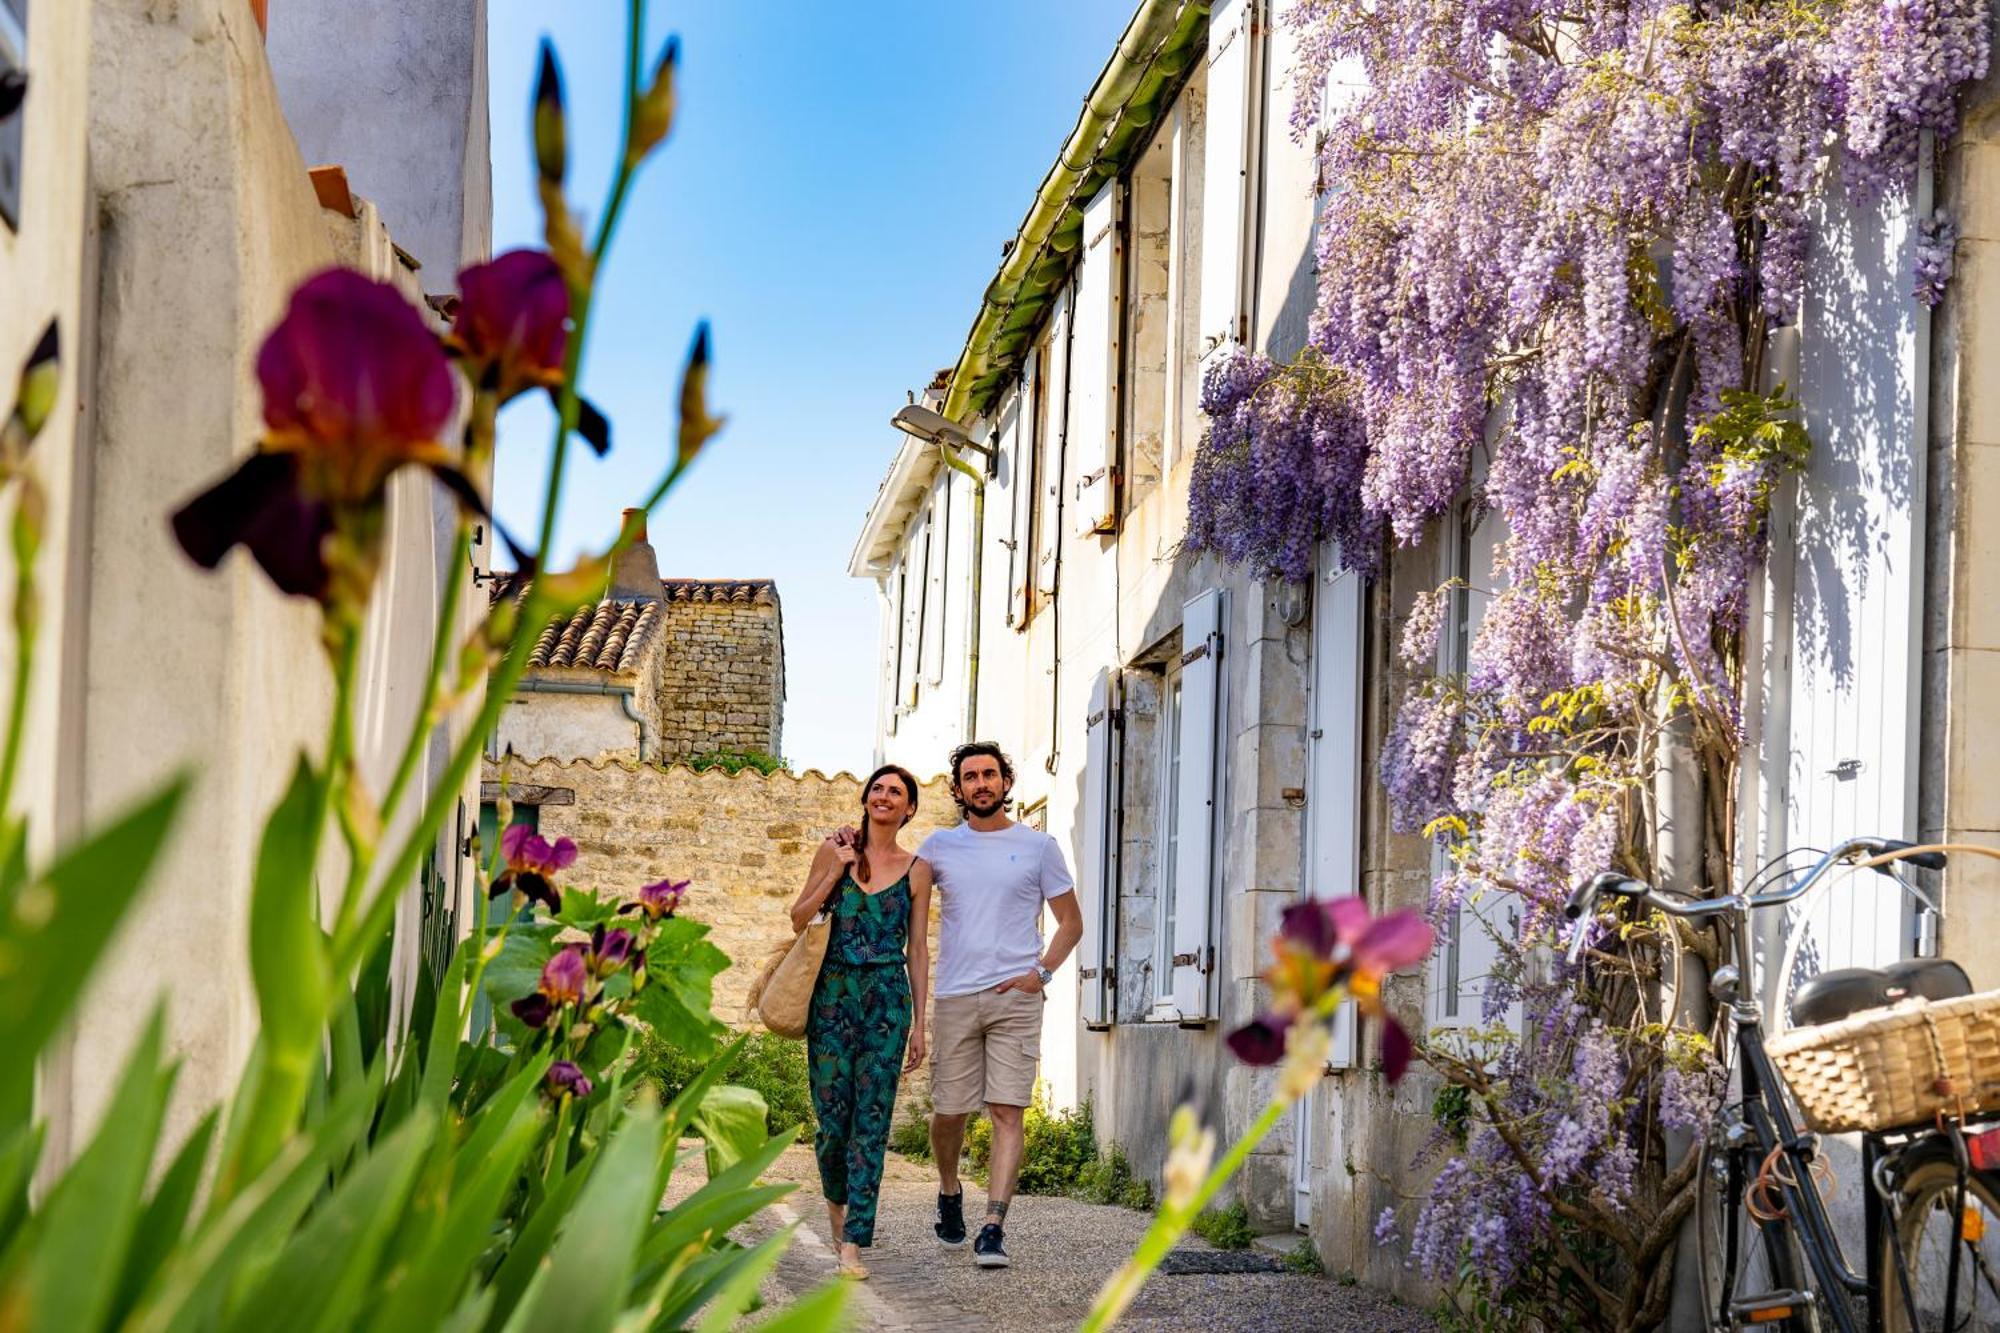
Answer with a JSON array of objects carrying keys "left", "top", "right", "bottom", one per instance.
[{"left": 918, "top": 741, "right": 1083, "bottom": 1269}]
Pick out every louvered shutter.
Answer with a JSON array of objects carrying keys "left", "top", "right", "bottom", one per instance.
[
  {"left": 1198, "top": 0, "right": 1256, "bottom": 360},
  {"left": 923, "top": 479, "right": 948, "bottom": 684},
  {"left": 1036, "top": 288, "right": 1071, "bottom": 598},
  {"left": 1307, "top": 549, "right": 1365, "bottom": 1064},
  {"left": 1070, "top": 184, "right": 1120, "bottom": 536},
  {"left": 1171, "top": 588, "right": 1226, "bottom": 1020},
  {"left": 1002, "top": 378, "right": 1031, "bottom": 628},
  {"left": 1079, "top": 669, "right": 1121, "bottom": 1027}
]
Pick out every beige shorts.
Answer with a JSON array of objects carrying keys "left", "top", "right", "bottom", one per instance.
[{"left": 931, "top": 987, "right": 1044, "bottom": 1114}]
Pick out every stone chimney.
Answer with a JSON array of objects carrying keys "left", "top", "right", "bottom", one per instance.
[{"left": 609, "top": 508, "right": 662, "bottom": 599}]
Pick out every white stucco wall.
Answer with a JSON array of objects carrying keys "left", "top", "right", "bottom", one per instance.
[
  {"left": 266, "top": 0, "right": 492, "bottom": 281},
  {"left": 0, "top": 0, "right": 485, "bottom": 1160}
]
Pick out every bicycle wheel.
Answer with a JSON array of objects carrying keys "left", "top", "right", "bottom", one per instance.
[
  {"left": 1879, "top": 1149, "right": 2000, "bottom": 1332},
  {"left": 1696, "top": 1138, "right": 1814, "bottom": 1331}
]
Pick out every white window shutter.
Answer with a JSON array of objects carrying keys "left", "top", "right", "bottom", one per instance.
[
  {"left": 1036, "top": 288, "right": 1071, "bottom": 598},
  {"left": 1172, "top": 588, "right": 1226, "bottom": 1021},
  {"left": 1307, "top": 549, "right": 1366, "bottom": 1063},
  {"left": 1079, "top": 668, "right": 1121, "bottom": 1028},
  {"left": 1003, "top": 375, "right": 1032, "bottom": 627},
  {"left": 1070, "top": 184, "right": 1120, "bottom": 536},
  {"left": 923, "top": 481, "right": 948, "bottom": 684},
  {"left": 1198, "top": 0, "right": 1255, "bottom": 359}
]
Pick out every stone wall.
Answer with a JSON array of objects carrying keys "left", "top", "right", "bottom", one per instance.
[
  {"left": 484, "top": 756, "right": 955, "bottom": 1111},
  {"left": 655, "top": 594, "right": 785, "bottom": 763}
]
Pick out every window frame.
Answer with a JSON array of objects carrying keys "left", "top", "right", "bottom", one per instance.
[{"left": 1149, "top": 665, "right": 1186, "bottom": 1019}]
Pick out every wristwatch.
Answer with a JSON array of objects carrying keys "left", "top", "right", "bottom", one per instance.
[{"left": 1035, "top": 965, "right": 1054, "bottom": 987}]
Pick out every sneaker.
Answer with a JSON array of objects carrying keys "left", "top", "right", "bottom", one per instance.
[
  {"left": 934, "top": 1189, "right": 967, "bottom": 1247},
  {"left": 973, "top": 1222, "right": 1010, "bottom": 1268}
]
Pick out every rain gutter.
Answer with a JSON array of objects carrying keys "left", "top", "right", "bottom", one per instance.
[{"left": 939, "top": 0, "right": 1211, "bottom": 424}]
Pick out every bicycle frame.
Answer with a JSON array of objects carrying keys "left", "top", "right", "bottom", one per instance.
[{"left": 1565, "top": 838, "right": 1965, "bottom": 1332}]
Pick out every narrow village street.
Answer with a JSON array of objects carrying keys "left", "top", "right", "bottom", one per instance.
[{"left": 665, "top": 1144, "right": 1439, "bottom": 1331}]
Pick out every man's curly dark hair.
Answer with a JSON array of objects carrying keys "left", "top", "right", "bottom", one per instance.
[{"left": 947, "top": 740, "right": 1015, "bottom": 790}]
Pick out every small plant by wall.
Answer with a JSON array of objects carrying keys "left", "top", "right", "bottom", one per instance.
[{"left": 681, "top": 747, "right": 787, "bottom": 776}]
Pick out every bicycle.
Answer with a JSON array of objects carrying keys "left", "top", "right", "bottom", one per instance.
[{"left": 1564, "top": 838, "right": 2000, "bottom": 1332}]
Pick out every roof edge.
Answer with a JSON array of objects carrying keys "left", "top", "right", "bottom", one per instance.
[{"left": 940, "top": 0, "right": 1211, "bottom": 424}]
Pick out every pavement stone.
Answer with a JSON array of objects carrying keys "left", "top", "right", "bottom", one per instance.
[{"left": 693, "top": 1145, "right": 1438, "bottom": 1332}]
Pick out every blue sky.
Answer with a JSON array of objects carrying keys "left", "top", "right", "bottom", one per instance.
[{"left": 486, "top": 2, "right": 1134, "bottom": 774}]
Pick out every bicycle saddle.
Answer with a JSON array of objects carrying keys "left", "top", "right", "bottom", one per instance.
[{"left": 1787, "top": 958, "right": 1972, "bottom": 1029}]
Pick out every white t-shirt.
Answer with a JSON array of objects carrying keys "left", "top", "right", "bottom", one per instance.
[{"left": 919, "top": 821, "right": 1075, "bottom": 998}]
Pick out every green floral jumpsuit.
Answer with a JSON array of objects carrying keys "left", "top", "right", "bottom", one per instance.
[{"left": 806, "top": 870, "right": 912, "bottom": 1247}]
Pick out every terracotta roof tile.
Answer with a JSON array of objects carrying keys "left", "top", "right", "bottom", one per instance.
[
  {"left": 660, "top": 578, "right": 777, "bottom": 606},
  {"left": 527, "top": 599, "right": 662, "bottom": 673}
]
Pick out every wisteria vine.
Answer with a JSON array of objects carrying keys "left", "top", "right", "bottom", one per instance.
[{"left": 1187, "top": 0, "right": 1987, "bottom": 1325}]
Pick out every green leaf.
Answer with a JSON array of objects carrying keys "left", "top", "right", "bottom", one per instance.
[
  {"left": 420, "top": 941, "right": 473, "bottom": 1112},
  {"left": 480, "top": 1146, "right": 593, "bottom": 1332},
  {"left": 635, "top": 918, "right": 730, "bottom": 1057},
  {"left": 366, "top": 1099, "right": 541, "bottom": 1333},
  {"left": 221, "top": 1112, "right": 435, "bottom": 1333},
  {"left": 632, "top": 1131, "right": 796, "bottom": 1282},
  {"left": 0, "top": 1123, "right": 43, "bottom": 1254},
  {"left": 690, "top": 1226, "right": 793, "bottom": 1333},
  {"left": 691, "top": 1085, "right": 768, "bottom": 1178},
  {"left": 108, "top": 1109, "right": 218, "bottom": 1330},
  {"left": 228, "top": 757, "right": 333, "bottom": 1188},
  {"left": 0, "top": 779, "right": 186, "bottom": 1116},
  {"left": 556, "top": 885, "right": 618, "bottom": 930},
  {"left": 131, "top": 1061, "right": 383, "bottom": 1333},
  {"left": 512, "top": 1100, "right": 665, "bottom": 1333},
  {"left": 744, "top": 1280, "right": 848, "bottom": 1332},
  {"left": 8, "top": 1012, "right": 173, "bottom": 1333}
]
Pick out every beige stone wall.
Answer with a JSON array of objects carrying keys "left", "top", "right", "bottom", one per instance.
[
  {"left": 1930, "top": 74, "right": 2000, "bottom": 986},
  {"left": 485, "top": 756, "right": 956, "bottom": 1111},
  {"left": 655, "top": 600, "right": 785, "bottom": 763}
]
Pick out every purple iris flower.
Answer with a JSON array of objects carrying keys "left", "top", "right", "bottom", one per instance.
[
  {"left": 546, "top": 1061, "right": 594, "bottom": 1100},
  {"left": 622, "top": 876, "right": 688, "bottom": 920},
  {"left": 489, "top": 822, "right": 578, "bottom": 913}
]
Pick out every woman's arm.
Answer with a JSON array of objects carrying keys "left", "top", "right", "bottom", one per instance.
[
  {"left": 903, "top": 858, "right": 932, "bottom": 1073},
  {"left": 789, "top": 837, "right": 852, "bottom": 934}
]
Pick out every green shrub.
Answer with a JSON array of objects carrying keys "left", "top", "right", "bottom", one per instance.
[
  {"left": 888, "top": 1108, "right": 933, "bottom": 1160},
  {"left": 637, "top": 1029, "right": 813, "bottom": 1138},
  {"left": 1283, "top": 1238, "right": 1326, "bottom": 1275},
  {"left": 683, "top": 748, "right": 788, "bottom": 776},
  {"left": 1190, "top": 1200, "right": 1256, "bottom": 1250},
  {"left": 1072, "top": 1142, "right": 1152, "bottom": 1209},
  {"left": 958, "top": 1088, "right": 1101, "bottom": 1195}
]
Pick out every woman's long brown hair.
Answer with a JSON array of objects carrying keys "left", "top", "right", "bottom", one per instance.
[{"left": 853, "top": 764, "right": 920, "bottom": 885}]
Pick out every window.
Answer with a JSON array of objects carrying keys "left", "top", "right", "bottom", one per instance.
[
  {"left": 1032, "top": 297, "right": 1068, "bottom": 611},
  {"left": 1430, "top": 500, "right": 1520, "bottom": 1029}
]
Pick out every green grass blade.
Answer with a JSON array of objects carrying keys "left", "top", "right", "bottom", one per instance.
[
  {"left": 419, "top": 940, "right": 473, "bottom": 1114},
  {"left": 0, "top": 1123, "right": 43, "bottom": 1254},
  {"left": 0, "top": 779, "right": 186, "bottom": 1116},
  {"left": 480, "top": 1144, "right": 593, "bottom": 1332},
  {"left": 688, "top": 1227, "right": 794, "bottom": 1333}
]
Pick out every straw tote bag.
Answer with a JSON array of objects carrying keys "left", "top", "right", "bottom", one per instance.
[{"left": 746, "top": 912, "right": 830, "bottom": 1039}]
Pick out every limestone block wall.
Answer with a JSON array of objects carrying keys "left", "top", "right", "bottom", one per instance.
[
  {"left": 485, "top": 757, "right": 955, "bottom": 1111},
  {"left": 655, "top": 598, "right": 785, "bottom": 763}
]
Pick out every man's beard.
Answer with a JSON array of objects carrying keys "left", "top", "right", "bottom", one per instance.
[{"left": 962, "top": 793, "right": 1006, "bottom": 818}]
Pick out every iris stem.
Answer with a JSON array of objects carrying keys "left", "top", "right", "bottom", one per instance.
[
  {"left": 0, "top": 497, "right": 40, "bottom": 823},
  {"left": 1079, "top": 1093, "right": 1295, "bottom": 1332},
  {"left": 334, "top": 0, "right": 657, "bottom": 977}
]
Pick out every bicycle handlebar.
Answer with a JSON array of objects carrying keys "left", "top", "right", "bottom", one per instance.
[{"left": 1562, "top": 838, "right": 1951, "bottom": 966}]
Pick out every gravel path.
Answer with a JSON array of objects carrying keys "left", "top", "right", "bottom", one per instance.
[{"left": 700, "top": 1145, "right": 1437, "bottom": 1332}]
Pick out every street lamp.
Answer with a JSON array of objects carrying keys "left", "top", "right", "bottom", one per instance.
[{"left": 890, "top": 403, "right": 993, "bottom": 467}]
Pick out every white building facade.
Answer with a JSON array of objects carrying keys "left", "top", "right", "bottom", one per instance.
[{"left": 853, "top": 0, "right": 2000, "bottom": 1298}]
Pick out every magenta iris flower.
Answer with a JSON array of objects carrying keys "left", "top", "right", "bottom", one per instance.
[
  {"left": 622, "top": 876, "right": 688, "bottom": 920},
  {"left": 171, "top": 269, "right": 477, "bottom": 602},
  {"left": 589, "top": 924, "right": 635, "bottom": 975},
  {"left": 510, "top": 944, "right": 588, "bottom": 1029},
  {"left": 547, "top": 1060, "right": 594, "bottom": 1100},
  {"left": 1227, "top": 897, "right": 1433, "bottom": 1083},
  {"left": 490, "top": 822, "right": 577, "bottom": 913}
]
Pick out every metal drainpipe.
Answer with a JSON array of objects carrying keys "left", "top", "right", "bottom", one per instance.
[
  {"left": 512, "top": 678, "right": 652, "bottom": 763},
  {"left": 935, "top": 442, "right": 986, "bottom": 741}
]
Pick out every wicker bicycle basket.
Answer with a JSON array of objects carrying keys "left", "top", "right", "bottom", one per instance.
[{"left": 1766, "top": 988, "right": 2000, "bottom": 1134}]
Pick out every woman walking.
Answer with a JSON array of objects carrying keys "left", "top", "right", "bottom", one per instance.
[{"left": 790, "top": 763, "right": 931, "bottom": 1279}]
